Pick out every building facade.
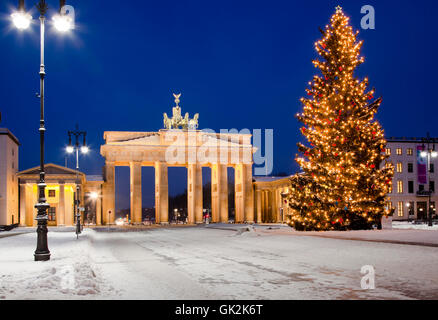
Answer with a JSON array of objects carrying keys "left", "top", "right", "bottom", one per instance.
[
  {"left": 253, "top": 176, "right": 291, "bottom": 223},
  {"left": 17, "top": 164, "right": 103, "bottom": 227},
  {"left": 0, "top": 128, "right": 19, "bottom": 226},
  {"left": 385, "top": 137, "right": 438, "bottom": 221}
]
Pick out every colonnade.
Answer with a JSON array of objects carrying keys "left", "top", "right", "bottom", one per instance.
[{"left": 101, "top": 161, "right": 254, "bottom": 225}]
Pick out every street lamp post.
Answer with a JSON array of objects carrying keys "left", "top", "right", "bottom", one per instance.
[
  {"left": 66, "top": 125, "right": 89, "bottom": 239},
  {"left": 420, "top": 132, "right": 437, "bottom": 227},
  {"left": 10, "top": 0, "right": 74, "bottom": 261}
]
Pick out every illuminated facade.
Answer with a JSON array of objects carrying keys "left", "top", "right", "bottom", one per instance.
[
  {"left": 385, "top": 137, "right": 438, "bottom": 221},
  {"left": 253, "top": 176, "right": 291, "bottom": 223},
  {"left": 17, "top": 164, "right": 103, "bottom": 226},
  {"left": 0, "top": 128, "right": 19, "bottom": 226}
]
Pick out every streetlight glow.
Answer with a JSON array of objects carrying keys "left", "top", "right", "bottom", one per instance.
[
  {"left": 11, "top": 11, "right": 32, "bottom": 30},
  {"left": 89, "top": 192, "right": 98, "bottom": 200},
  {"left": 432, "top": 151, "right": 438, "bottom": 158},
  {"left": 53, "top": 14, "right": 72, "bottom": 32},
  {"left": 81, "top": 145, "right": 89, "bottom": 154},
  {"left": 66, "top": 145, "right": 74, "bottom": 153},
  {"left": 420, "top": 151, "right": 427, "bottom": 158}
]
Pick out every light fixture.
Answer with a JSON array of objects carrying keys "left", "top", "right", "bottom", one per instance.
[
  {"left": 11, "top": 11, "right": 32, "bottom": 29},
  {"left": 89, "top": 192, "right": 98, "bottom": 200},
  {"left": 53, "top": 14, "right": 72, "bottom": 32},
  {"left": 80, "top": 145, "right": 89, "bottom": 154},
  {"left": 420, "top": 151, "right": 427, "bottom": 158},
  {"left": 432, "top": 151, "right": 438, "bottom": 158},
  {"left": 53, "top": 0, "right": 73, "bottom": 32},
  {"left": 66, "top": 145, "right": 74, "bottom": 153}
]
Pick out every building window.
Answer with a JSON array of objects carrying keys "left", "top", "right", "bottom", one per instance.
[
  {"left": 385, "top": 148, "right": 391, "bottom": 155},
  {"left": 430, "top": 164, "right": 434, "bottom": 173},
  {"left": 388, "top": 184, "right": 392, "bottom": 193},
  {"left": 408, "top": 163, "right": 413, "bottom": 173},
  {"left": 430, "top": 181, "right": 435, "bottom": 193},
  {"left": 397, "top": 202, "right": 404, "bottom": 217},
  {"left": 396, "top": 162, "right": 403, "bottom": 173},
  {"left": 419, "top": 184, "right": 425, "bottom": 192},
  {"left": 396, "top": 148, "right": 402, "bottom": 155},
  {"left": 397, "top": 181, "right": 403, "bottom": 193},
  {"left": 387, "top": 201, "right": 393, "bottom": 211},
  {"left": 431, "top": 202, "right": 436, "bottom": 214},
  {"left": 407, "top": 148, "right": 413, "bottom": 155},
  {"left": 48, "top": 190, "right": 56, "bottom": 197},
  {"left": 48, "top": 207, "right": 56, "bottom": 221},
  {"left": 408, "top": 181, "right": 414, "bottom": 194}
]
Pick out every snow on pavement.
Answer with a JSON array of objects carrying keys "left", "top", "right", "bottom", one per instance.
[{"left": 1, "top": 226, "right": 438, "bottom": 300}]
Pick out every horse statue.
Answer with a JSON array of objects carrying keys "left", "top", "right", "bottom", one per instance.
[
  {"left": 163, "top": 93, "right": 199, "bottom": 130},
  {"left": 188, "top": 113, "right": 199, "bottom": 130}
]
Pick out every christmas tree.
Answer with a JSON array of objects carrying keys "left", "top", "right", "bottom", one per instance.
[{"left": 288, "top": 6, "right": 394, "bottom": 231}]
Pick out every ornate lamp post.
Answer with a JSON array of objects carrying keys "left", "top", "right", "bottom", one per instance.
[
  {"left": 66, "top": 125, "right": 89, "bottom": 239},
  {"left": 10, "top": 0, "right": 74, "bottom": 261},
  {"left": 420, "top": 132, "right": 437, "bottom": 227}
]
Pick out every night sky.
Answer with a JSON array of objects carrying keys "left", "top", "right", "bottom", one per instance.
[{"left": 0, "top": 0, "right": 434, "bottom": 209}]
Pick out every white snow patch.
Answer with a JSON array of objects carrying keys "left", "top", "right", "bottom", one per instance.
[{"left": 392, "top": 221, "right": 438, "bottom": 231}]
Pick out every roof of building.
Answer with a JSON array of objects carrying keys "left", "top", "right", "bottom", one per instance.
[
  {"left": 387, "top": 137, "right": 438, "bottom": 143},
  {"left": 0, "top": 128, "right": 20, "bottom": 145},
  {"left": 17, "top": 163, "right": 85, "bottom": 177}
]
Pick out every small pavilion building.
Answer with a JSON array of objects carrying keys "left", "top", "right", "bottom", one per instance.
[{"left": 17, "top": 163, "right": 103, "bottom": 227}]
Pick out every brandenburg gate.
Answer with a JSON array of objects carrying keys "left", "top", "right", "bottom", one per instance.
[{"left": 100, "top": 94, "right": 256, "bottom": 225}]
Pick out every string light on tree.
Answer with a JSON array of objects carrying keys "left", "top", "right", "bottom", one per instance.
[{"left": 288, "top": 6, "right": 394, "bottom": 231}]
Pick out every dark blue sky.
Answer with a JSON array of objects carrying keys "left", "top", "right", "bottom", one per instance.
[{"left": 0, "top": 0, "right": 434, "bottom": 208}]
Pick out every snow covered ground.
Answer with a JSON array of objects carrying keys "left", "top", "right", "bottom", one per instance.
[
  {"left": 392, "top": 221, "right": 438, "bottom": 231},
  {"left": 1, "top": 225, "right": 437, "bottom": 300}
]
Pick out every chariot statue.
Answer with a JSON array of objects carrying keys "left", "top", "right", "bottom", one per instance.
[{"left": 163, "top": 93, "right": 199, "bottom": 130}]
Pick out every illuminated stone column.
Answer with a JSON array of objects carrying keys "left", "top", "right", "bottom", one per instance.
[
  {"left": 269, "top": 189, "right": 275, "bottom": 222},
  {"left": 219, "top": 165, "right": 228, "bottom": 223},
  {"left": 244, "top": 164, "right": 254, "bottom": 223},
  {"left": 195, "top": 165, "right": 203, "bottom": 223},
  {"left": 58, "top": 182, "right": 65, "bottom": 226},
  {"left": 211, "top": 164, "right": 227, "bottom": 223},
  {"left": 130, "top": 161, "right": 142, "bottom": 224},
  {"left": 102, "top": 162, "right": 115, "bottom": 225},
  {"left": 256, "top": 189, "right": 262, "bottom": 223},
  {"left": 95, "top": 191, "right": 102, "bottom": 226},
  {"left": 187, "top": 164, "right": 196, "bottom": 224},
  {"left": 188, "top": 164, "right": 204, "bottom": 224},
  {"left": 155, "top": 162, "right": 168, "bottom": 224},
  {"left": 19, "top": 184, "right": 26, "bottom": 226},
  {"left": 234, "top": 164, "right": 244, "bottom": 223}
]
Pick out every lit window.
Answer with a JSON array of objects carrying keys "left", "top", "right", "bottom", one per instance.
[
  {"left": 386, "top": 201, "right": 393, "bottom": 210},
  {"left": 388, "top": 184, "right": 392, "bottom": 193},
  {"left": 396, "top": 162, "right": 402, "bottom": 173},
  {"left": 385, "top": 148, "right": 391, "bottom": 155},
  {"left": 407, "top": 148, "right": 413, "bottom": 155},
  {"left": 396, "top": 148, "right": 402, "bottom": 155},
  {"left": 48, "top": 207, "right": 56, "bottom": 221},
  {"left": 397, "top": 181, "right": 403, "bottom": 193},
  {"left": 398, "top": 202, "right": 404, "bottom": 217},
  {"left": 48, "top": 190, "right": 56, "bottom": 197},
  {"left": 385, "top": 162, "right": 392, "bottom": 169}
]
